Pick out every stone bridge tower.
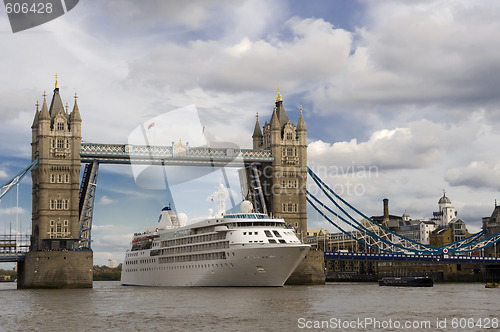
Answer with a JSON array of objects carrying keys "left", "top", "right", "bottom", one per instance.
[
  {"left": 19, "top": 77, "right": 92, "bottom": 288},
  {"left": 31, "top": 78, "right": 82, "bottom": 250},
  {"left": 252, "top": 90, "right": 308, "bottom": 241}
]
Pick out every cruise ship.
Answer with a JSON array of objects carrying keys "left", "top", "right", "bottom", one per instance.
[{"left": 121, "top": 185, "right": 309, "bottom": 287}]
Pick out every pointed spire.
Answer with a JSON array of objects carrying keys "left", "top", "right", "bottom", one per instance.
[
  {"left": 49, "top": 79, "right": 65, "bottom": 118},
  {"left": 270, "top": 107, "right": 280, "bottom": 131},
  {"left": 70, "top": 92, "right": 81, "bottom": 122},
  {"left": 297, "top": 105, "right": 306, "bottom": 132},
  {"left": 39, "top": 91, "right": 50, "bottom": 121},
  {"left": 273, "top": 89, "right": 289, "bottom": 129},
  {"left": 55, "top": 73, "right": 58, "bottom": 89},
  {"left": 252, "top": 112, "right": 262, "bottom": 138},
  {"left": 32, "top": 100, "right": 40, "bottom": 128}
]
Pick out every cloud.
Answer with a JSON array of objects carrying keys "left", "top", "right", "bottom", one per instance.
[
  {"left": 91, "top": 224, "right": 134, "bottom": 264},
  {"left": 0, "top": 207, "right": 27, "bottom": 215},
  {"left": 311, "top": 1, "right": 500, "bottom": 118},
  {"left": 127, "top": 16, "right": 353, "bottom": 93},
  {"left": 446, "top": 161, "right": 500, "bottom": 190},
  {"left": 0, "top": 170, "right": 8, "bottom": 180},
  {"left": 98, "top": 195, "right": 116, "bottom": 205},
  {"left": 95, "top": 0, "right": 229, "bottom": 30},
  {"left": 308, "top": 119, "right": 464, "bottom": 171}
]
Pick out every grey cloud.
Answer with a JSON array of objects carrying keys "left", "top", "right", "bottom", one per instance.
[{"left": 445, "top": 161, "right": 500, "bottom": 190}]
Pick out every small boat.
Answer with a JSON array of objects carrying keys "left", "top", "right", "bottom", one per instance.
[
  {"left": 379, "top": 276, "right": 433, "bottom": 287},
  {"left": 485, "top": 282, "right": 499, "bottom": 288}
]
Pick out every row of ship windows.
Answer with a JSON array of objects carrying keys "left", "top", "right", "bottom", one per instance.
[
  {"left": 126, "top": 258, "right": 155, "bottom": 265},
  {"left": 153, "top": 241, "right": 229, "bottom": 256},
  {"left": 126, "top": 251, "right": 235, "bottom": 266},
  {"left": 124, "top": 262, "right": 235, "bottom": 273},
  {"left": 160, "top": 233, "right": 226, "bottom": 248},
  {"left": 159, "top": 252, "right": 227, "bottom": 264}
]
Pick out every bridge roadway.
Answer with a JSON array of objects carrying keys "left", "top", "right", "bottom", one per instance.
[
  {"left": 325, "top": 251, "right": 500, "bottom": 265},
  {"left": 0, "top": 253, "right": 26, "bottom": 262},
  {"left": 80, "top": 143, "right": 274, "bottom": 166}
]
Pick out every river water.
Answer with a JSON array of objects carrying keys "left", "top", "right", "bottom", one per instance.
[{"left": 0, "top": 281, "right": 498, "bottom": 331}]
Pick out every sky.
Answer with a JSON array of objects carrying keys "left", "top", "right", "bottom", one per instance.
[{"left": 1, "top": 0, "right": 500, "bottom": 266}]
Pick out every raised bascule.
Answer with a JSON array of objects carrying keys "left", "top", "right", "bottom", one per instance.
[{"left": 1, "top": 78, "right": 500, "bottom": 288}]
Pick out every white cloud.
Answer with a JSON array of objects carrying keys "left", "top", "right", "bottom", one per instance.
[
  {"left": 98, "top": 195, "right": 116, "bottom": 205},
  {"left": 309, "top": 120, "right": 456, "bottom": 171},
  {"left": 0, "top": 170, "right": 8, "bottom": 180},
  {"left": 127, "top": 16, "right": 353, "bottom": 93},
  {"left": 0, "top": 207, "right": 27, "bottom": 215}
]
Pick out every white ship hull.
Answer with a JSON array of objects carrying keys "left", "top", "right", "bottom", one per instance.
[{"left": 122, "top": 244, "right": 309, "bottom": 287}]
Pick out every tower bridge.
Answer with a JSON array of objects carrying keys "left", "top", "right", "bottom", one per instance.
[
  {"left": 2, "top": 79, "right": 500, "bottom": 287},
  {"left": 1, "top": 80, "right": 310, "bottom": 288}
]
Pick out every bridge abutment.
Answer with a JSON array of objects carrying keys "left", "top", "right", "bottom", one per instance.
[
  {"left": 18, "top": 251, "right": 93, "bottom": 289},
  {"left": 286, "top": 250, "right": 325, "bottom": 285}
]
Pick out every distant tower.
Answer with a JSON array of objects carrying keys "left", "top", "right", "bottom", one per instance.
[
  {"left": 252, "top": 90, "right": 308, "bottom": 239},
  {"left": 31, "top": 76, "right": 82, "bottom": 250},
  {"left": 436, "top": 192, "right": 456, "bottom": 227}
]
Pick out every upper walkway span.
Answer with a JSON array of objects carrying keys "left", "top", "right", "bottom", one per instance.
[{"left": 80, "top": 143, "right": 274, "bottom": 166}]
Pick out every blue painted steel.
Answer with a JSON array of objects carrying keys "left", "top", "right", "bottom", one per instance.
[
  {"left": 306, "top": 194, "right": 391, "bottom": 253},
  {"left": 307, "top": 167, "right": 500, "bottom": 254},
  {"left": 0, "top": 158, "right": 38, "bottom": 200},
  {"left": 308, "top": 167, "right": 433, "bottom": 252},
  {"left": 78, "top": 160, "right": 99, "bottom": 250},
  {"left": 324, "top": 251, "right": 500, "bottom": 265}
]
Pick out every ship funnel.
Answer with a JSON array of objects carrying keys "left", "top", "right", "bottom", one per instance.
[{"left": 157, "top": 205, "right": 180, "bottom": 228}]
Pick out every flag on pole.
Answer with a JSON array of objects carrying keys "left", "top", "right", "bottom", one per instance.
[
  {"left": 148, "top": 122, "right": 155, "bottom": 129},
  {"left": 202, "top": 126, "right": 205, "bottom": 134}
]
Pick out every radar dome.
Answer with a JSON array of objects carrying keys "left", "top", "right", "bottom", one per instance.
[
  {"left": 178, "top": 213, "right": 188, "bottom": 226},
  {"left": 241, "top": 200, "right": 254, "bottom": 213},
  {"left": 208, "top": 208, "right": 214, "bottom": 216}
]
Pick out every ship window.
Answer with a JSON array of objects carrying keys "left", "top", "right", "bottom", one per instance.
[
  {"left": 264, "top": 230, "right": 273, "bottom": 237},
  {"left": 243, "top": 232, "right": 247, "bottom": 235},
  {"left": 269, "top": 239, "right": 276, "bottom": 243},
  {"left": 278, "top": 239, "right": 286, "bottom": 243},
  {"left": 273, "top": 230, "right": 282, "bottom": 237}
]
